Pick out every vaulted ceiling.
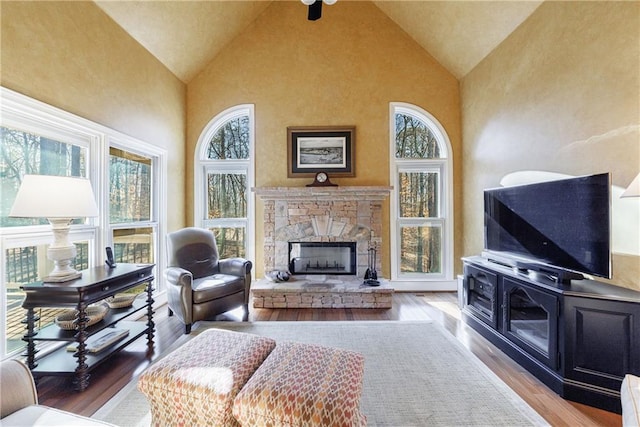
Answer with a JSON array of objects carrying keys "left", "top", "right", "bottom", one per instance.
[{"left": 95, "top": 0, "right": 543, "bottom": 83}]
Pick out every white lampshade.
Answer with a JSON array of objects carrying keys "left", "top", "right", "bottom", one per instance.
[
  {"left": 10, "top": 175, "right": 99, "bottom": 218},
  {"left": 301, "top": 0, "right": 315, "bottom": 5},
  {"left": 10, "top": 175, "right": 99, "bottom": 282},
  {"left": 621, "top": 173, "right": 640, "bottom": 198}
]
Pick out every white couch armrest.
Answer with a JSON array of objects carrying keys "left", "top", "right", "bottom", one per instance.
[
  {"left": 1, "top": 360, "right": 38, "bottom": 418},
  {"left": 622, "top": 374, "right": 640, "bottom": 427}
]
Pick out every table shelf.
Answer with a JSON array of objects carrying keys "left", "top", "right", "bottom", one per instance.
[
  {"left": 31, "top": 321, "right": 149, "bottom": 376},
  {"left": 29, "top": 298, "right": 149, "bottom": 341}
]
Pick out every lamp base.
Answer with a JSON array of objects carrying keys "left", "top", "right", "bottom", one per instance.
[
  {"left": 44, "top": 218, "right": 82, "bottom": 283},
  {"left": 42, "top": 271, "right": 82, "bottom": 283}
]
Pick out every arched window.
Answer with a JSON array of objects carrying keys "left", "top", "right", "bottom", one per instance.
[
  {"left": 389, "top": 102, "right": 453, "bottom": 285},
  {"left": 194, "top": 105, "right": 255, "bottom": 263}
]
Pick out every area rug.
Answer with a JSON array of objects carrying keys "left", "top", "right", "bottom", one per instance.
[{"left": 93, "top": 321, "right": 549, "bottom": 426}]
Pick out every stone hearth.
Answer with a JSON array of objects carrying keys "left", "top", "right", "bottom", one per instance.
[{"left": 252, "top": 275, "right": 393, "bottom": 309}]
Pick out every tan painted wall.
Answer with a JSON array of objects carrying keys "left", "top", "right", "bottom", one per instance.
[
  {"left": 461, "top": 1, "right": 640, "bottom": 290},
  {"left": 187, "top": 1, "right": 462, "bottom": 278},
  {"left": 1, "top": 1, "right": 186, "bottom": 232}
]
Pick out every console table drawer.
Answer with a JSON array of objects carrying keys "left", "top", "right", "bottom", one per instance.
[{"left": 21, "top": 265, "right": 154, "bottom": 307}]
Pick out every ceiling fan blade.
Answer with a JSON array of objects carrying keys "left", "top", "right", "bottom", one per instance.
[{"left": 308, "top": 1, "right": 322, "bottom": 21}]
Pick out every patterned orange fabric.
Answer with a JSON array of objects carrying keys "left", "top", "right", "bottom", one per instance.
[
  {"left": 137, "top": 329, "right": 276, "bottom": 427},
  {"left": 232, "top": 341, "right": 367, "bottom": 426}
]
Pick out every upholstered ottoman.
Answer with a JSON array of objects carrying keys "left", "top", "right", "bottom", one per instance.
[
  {"left": 233, "top": 341, "right": 366, "bottom": 426},
  {"left": 138, "top": 329, "right": 276, "bottom": 427}
]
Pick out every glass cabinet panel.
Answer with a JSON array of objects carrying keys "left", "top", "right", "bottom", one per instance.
[
  {"left": 503, "top": 277, "right": 559, "bottom": 370},
  {"left": 509, "top": 288, "right": 550, "bottom": 354}
]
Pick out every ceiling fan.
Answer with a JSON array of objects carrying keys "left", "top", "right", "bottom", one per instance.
[{"left": 301, "top": 0, "right": 337, "bottom": 21}]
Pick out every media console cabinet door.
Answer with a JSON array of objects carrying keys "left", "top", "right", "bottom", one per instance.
[
  {"left": 502, "top": 277, "right": 559, "bottom": 371},
  {"left": 564, "top": 296, "right": 640, "bottom": 392},
  {"left": 463, "top": 263, "right": 498, "bottom": 329}
]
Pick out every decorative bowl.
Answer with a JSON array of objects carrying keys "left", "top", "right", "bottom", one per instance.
[
  {"left": 54, "top": 305, "right": 108, "bottom": 330},
  {"left": 104, "top": 294, "right": 139, "bottom": 309}
]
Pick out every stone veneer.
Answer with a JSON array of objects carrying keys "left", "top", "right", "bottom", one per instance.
[
  {"left": 254, "top": 186, "right": 392, "bottom": 277},
  {"left": 252, "top": 276, "right": 393, "bottom": 309}
]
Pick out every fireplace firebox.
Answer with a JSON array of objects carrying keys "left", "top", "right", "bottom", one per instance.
[{"left": 288, "top": 242, "right": 357, "bottom": 275}]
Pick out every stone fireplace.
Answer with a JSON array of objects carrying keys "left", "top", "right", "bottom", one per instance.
[{"left": 254, "top": 186, "right": 392, "bottom": 277}]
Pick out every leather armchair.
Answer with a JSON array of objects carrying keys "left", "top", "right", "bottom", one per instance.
[{"left": 165, "top": 227, "right": 252, "bottom": 334}]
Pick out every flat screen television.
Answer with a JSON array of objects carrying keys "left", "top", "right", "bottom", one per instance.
[{"left": 483, "top": 173, "right": 611, "bottom": 283}]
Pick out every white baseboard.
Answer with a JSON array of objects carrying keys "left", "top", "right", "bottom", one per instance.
[
  {"left": 153, "top": 292, "right": 167, "bottom": 310},
  {"left": 388, "top": 280, "right": 457, "bottom": 292}
]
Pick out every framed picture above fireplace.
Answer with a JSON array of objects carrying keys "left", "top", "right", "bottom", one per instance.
[{"left": 287, "top": 126, "right": 355, "bottom": 178}]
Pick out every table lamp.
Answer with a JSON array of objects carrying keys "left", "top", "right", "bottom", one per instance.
[{"left": 9, "top": 175, "right": 99, "bottom": 282}]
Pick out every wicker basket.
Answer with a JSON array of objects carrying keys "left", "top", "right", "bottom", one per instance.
[
  {"left": 54, "top": 305, "right": 108, "bottom": 330},
  {"left": 104, "top": 294, "right": 138, "bottom": 309}
]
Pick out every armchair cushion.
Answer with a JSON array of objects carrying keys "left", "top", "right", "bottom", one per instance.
[{"left": 192, "top": 274, "right": 245, "bottom": 303}]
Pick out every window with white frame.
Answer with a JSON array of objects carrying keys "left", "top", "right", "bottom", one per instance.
[
  {"left": 0, "top": 87, "right": 166, "bottom": 359},
  {"left": 389, "top": 102, "right": 453, "bottom": 283},
  {"left": 195, "top": 105, "right": 254, "bottom": 263},
  {"left": 108, "top": 145, "right": 160, "bottom": 281}
]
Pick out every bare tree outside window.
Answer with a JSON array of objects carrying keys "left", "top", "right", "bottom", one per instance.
[
  {"left": 109, "top": 148, "right": 155, "bottom": 269},
  {"left": 109, "top": 148, "right": 151, "bottom": 223},
  {"left": 395, "top": 114, "right": 440, "bottom": 159},
  {"left": 207, "top": 173, "right": 247, "bottom": 219},
  {"left": 395, "top": 114, "right": 443, "bottom": 275},
  {"left": 207, "top": 117, "right": 249, "bottom": 160},
  {"left": 204, "top": 116, "right": 250, "bottom": 257}
]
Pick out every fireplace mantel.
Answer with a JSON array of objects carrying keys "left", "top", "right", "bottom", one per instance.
[{"left": 253, "top": 186, "right": 392, "bottom": 201}]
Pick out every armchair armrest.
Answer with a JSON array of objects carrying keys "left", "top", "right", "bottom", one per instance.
[
  {"left": 218, "top": 258, "right": 252, "bottom": 277},
  {"left": 1, "top": 360, "right": 38, "bottom": 418},
  {"left": 219, "top": 258, "right": 253, "bottom": 305},
  {"left": 164, "top": 267, "right": 194, "bottom": 325},
  {"left": 165, "top": 266, "right": 193, "bottom": 288}
]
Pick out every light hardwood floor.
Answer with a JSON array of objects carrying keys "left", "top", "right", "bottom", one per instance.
[{"left": 35, "top": 292, "right": 621, "bottom": 426}]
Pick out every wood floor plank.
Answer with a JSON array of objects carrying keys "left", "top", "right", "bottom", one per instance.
[{"left": 31, "top": 292, "right": 620, "bottom": 426}]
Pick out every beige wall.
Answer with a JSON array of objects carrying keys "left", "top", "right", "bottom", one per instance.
[
  {"left": 187, "top": 1, "right": 462, "bottom": 278},
  {"left": 6, "top": 1, "right": 631, "bottom": 290},
  {"left": 1, "top": 1, "right": 187, "bottom": 232},
  {"left": 461, "top": 1, "right": 640, "bottom": 290}
]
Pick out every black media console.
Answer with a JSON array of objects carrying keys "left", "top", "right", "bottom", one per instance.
[{"left": 461, "top": 256, "right": 640, "bottom": 413}]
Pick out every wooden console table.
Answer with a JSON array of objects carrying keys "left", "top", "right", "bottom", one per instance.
[{"left": 20, "top": 263, "right": 155, "bottom": 391}]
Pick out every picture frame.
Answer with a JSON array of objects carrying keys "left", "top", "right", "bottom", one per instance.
[{"left": 287, "top": 126, "right": 355, "bottom": 178}]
